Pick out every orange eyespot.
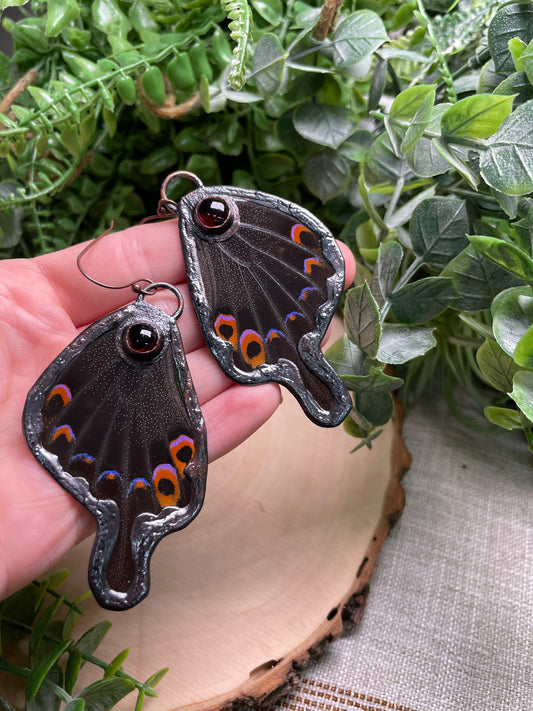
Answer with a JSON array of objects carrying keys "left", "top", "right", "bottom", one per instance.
[
  {"left": 153, "top": 464, "right": 181, "bottom": 508},
  {"left": 98, "top": 470, "right": 121, "bottom": 483},
  {"left": 129, "top": 477, "right": 150, "bottom": 494},
  {"left": 303, "top": 257, "right": 323, "bottom": 275},
  {"left": 299, "top": 286, "right": 317, "bottom": 301},
  {"left": 240, "top": 329, "right": 265, "bottom": 369},
  {"left": 291, "top": 224, "right": 313, "bottom": 244},
  {"left": 266, "top": 328, "right": 285, "bottom": 342},
  {"left": 170, "top": 435, "right": 195, "bottom": 476},
  {"left": 50, "top": 425, "right": 75, "bottom": 443},
  {"left": 214, "top": 313, "right": 238, "bottom": 350},
  {"left": 46, "top": 384, "right": 72, "bottom": 407}
]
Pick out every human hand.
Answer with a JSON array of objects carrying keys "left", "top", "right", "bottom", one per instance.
[{"left": 0, "top": 220, "right": 355, "bottom": 601}]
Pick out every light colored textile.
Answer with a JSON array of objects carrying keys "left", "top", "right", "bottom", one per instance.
[{"left": 269, "top": 395, "right": 533, "bottom": 711}]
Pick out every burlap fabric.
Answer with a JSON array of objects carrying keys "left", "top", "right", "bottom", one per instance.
[{"left": 268, "top": 395, "right": 533, "bottom": 711}]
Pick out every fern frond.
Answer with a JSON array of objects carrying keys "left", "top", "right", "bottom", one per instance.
[{"left": 220, "top": 0, "right": 253, "bottom": 90}]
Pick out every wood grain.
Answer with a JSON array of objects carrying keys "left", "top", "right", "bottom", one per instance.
[{"left": 51, "top": 390, "right": 409, "bottom": 709}]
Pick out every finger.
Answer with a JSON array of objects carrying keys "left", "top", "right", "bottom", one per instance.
[
  {"left": 37, "top": 220, "right": 183, "bottom": 329},
  {"left": 203, "top": 382, "right": 281, "bottom": 461},
  {"left": 37, "top": 214, "right": 355, "bottom": 327},
  {"left": 339, "top": 241, "right": 356, "bottom": 287}
]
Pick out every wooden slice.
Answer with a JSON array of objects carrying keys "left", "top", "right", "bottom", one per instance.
[{"left": 51, "top": 390, "right": 410, "bottom": 709}]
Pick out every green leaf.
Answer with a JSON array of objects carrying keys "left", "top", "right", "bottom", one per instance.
[
  {"left": 443, "top": 245, "right": 522, "bottom": 312},
  {"left": 0, "top": 182, "right": 23, "bottom": 250},
  {"left": 410, "top": 197, "right": 469, "bottom": 265},
  {"left": 483, "top": 406, "right": 524, "bottom": 430},
  {"left": 344, "top": 283, "right": 381, "bottom": 358},
  {"left": 390, "top": 277, "right": 458, "bottom": 324},
  {"left": 79, "top": 111, "right": 97, "bottom": 149},
  {"left": 354, "top": 389, "right": 394, "bottom": 427},
  {"left": 366, "top": 133, "right": 414, "bottom": 183},
  {"left": 468, "top": 234, "right": 533, "bottom": 283},
  {"left": 142, "top": 66, "right": 166, "bottom": 106},
  {"left": 45, "top": 0, "right": 80, "bottom": 37},
  {"left": 389, "top": 85, "right": 435, "bottom": 153},
  {"left": 523, "top": 39, "right": 533, "bottom": 86},
  {"left": 376, "top": 324, "right": 436, "bottom": 364},
  {"left": 73, "top": 678, "right": 135, "bottom": 711},
  {"left": 0, "top": 0, "right": 27, "bottom": 8},
  {"left": 342, "top": 368, "right": 403, "bottom": 393},
  {"left": 92, "top": 0, "right": 132, "bottom": 42},
  {"left": 433, "top": 137, "right": 479, "bottom": 189},
  {"left": 332, "top": 11, "right": 387, "bottom": 67},
  {"left": 62, "top": 51, "right": 100, "bottom": 82},
  {"left": 370, "top": 241, "right": 403, "bottom": 307},
  {"left": 65, "top": 648, "right": 82, "bottom": 696},
  {"left": 386, "top": 186, "right": 436, "bottom": 231},
  {"left": 63, "top": 700, "right": 86, "bottom": 711},
  {"left": 251, "top": 0, "right": 283, "bottom": 25},
  {"left": 476, "top": 338, "right": 520, "bottom": 392},
  {"left": 480, "top": 100, "right": 533, "bottom": 196},
  {"left": 139, "top": 146, "right": 179, "bottom": 175},
  {"left": 406, "top": 103, "right": 452, "bottom": 178},
  {"left": 303, "top": 150, "right": 349, "bottom": 202},
  {"left": 252, "top": 33, "right": 285, "bottom": 97},
  {"left": 74, "top": 621, "right": 112, "bottom": 658},
  {"left": 491, "top": 285, "right": 533, "bottom": 356},
  {"left": 495, "top": 70, "right": 533, "bottom": 106},
  {"left": 488, "top": 2, "right": 533, "bottom": 72},
  {"left": 143, "top": 667, "right": 169, "bottom": 689},
  {"left": 104, "top": 648, "right": 129, "bottom": 679},
  {"left": 510, "top": 370, "right": 533, "bottom": 420},
  {"left": 60, "top": 124, "right": 82, "bottom": 158},
  {"left": 257, "top": 152, "right": 294, "bottom": 180},
  {"left": 441, "top": 94, "right": 514, "bottom": 141},
  {"left": 26, "top": 640, "right": 71, "bottom": 701},
  {"left": 326, "top": 334, "right": 366, "bottom": 377},
  {"left": 514, "top": 323, "right": 533, "bottom": 367},
  {"left": 28, "top": 86, "right": 55, "bottom": 111},
  {"left": 29, "top": 595, "right": 65, "bottom": 663},
  {"left": 293, "top": 103, "right": 354, "bottom": 149},
  {"left": 27, "top": 665, "right": 63, "bottom": 711}
]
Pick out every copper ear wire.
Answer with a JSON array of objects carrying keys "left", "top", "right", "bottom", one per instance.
[{"left": 76, "top": 222, "right": 154, "bottom": 292}]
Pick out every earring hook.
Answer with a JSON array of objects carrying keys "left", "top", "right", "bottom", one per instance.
[
  {"left": 140, "top": 170, "right": 204, "bottom": 225},
  {"left": 77, "top": 222, "right": 154, "bottom": 292}
]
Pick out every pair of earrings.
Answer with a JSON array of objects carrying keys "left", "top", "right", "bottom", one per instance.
[{"left": 23, "top": 172, "right": 351, "bottom": 610}]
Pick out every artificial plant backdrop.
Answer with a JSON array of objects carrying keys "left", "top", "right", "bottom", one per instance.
[{"left": 1, "top": 0, "right": 533, "bottom": 451}]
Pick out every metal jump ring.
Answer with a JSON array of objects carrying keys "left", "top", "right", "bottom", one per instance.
[
  {"left": 160, "top": 171, "right": 203, "bottom": 203},
  {"left": 134, "top": 281, "right": 184, "bottom": 320}
]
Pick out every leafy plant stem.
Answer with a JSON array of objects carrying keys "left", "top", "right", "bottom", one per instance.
[
  {"left": 380, "top": 255, "right": 424, "bottom": 322},
  {"left": 0, "top": 614, "right": 156, "bottom": 696},
  {"left": 414, "top": 0, "right": 456, "bottom": 102},
  {"left": 384, "top": 177, "right": 405, "bottom": 225},
  {"left": 0, "top": 660, "right": 72, "bottom": 702}
]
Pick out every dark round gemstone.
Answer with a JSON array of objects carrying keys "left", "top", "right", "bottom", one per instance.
[
  {"left": 194, "top": 196, "right": 232, "bottom": 233},
  {"left": 123, "top": 322, "right": 163, "bottom": 359}
]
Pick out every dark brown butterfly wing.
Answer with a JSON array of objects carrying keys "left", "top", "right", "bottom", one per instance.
[
  {"left": 23, "top": 299, "right": 207, "bottom": 610},
  {"left": 178, "top": 186, "right": 352, "bottom": 427}
]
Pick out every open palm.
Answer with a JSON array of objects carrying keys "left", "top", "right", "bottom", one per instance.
[{"left": 0, "top": 220, "right": 354, "bottom": 601}]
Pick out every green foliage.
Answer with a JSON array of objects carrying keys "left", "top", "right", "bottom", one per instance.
[
  {"left": 1, "top": 0, "right": 533, "bottom": 449},
  {"left": 0, "top": 572, "right": 167, "bottom": 710}
]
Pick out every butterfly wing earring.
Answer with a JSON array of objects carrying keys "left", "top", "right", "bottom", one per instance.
[
  {"left": 23, "top": 265, "right": 207, "bottom": 610},
  {"left": 154, "top": 171, "right": 352, "bottom": 428}
]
